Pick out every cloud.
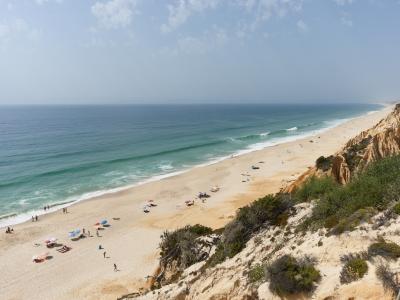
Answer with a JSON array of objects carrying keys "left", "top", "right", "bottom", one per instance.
[
  {"left": 333, "top": 0, "right": 354, "bottom": 5},
  {"left": 35, "top": 0, "right": 63, "bottom": 5},
  {"left": 235, "top": 0, "right": 303, "bottom": 37},
  {"left": 0, "top": 18, "right": 41, "bottom": 45},
  {"left": 340, "top": 12, "right": 353, "bottom": 26},
  {"left": 296, "top": 19, "right": 308, "bottom": 32},
  {"left": 162, "top": 27, "right": 228, "bottom": 55},
  {"left": 161, "top": 0, "right": 221, "bottom": 33},
  {"left": 91, "top": 0, "right": 138, "bottom": 29}
]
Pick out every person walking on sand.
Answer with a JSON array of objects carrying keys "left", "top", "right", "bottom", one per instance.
[
  {"left": 35, "top": 215, "right": 38, "bottom": 222},
  {"left": 96, "top": 229, "right": 99, "bottom": 237},
  {"left": 103, "top": 251, "right": 106, "bottom": 258},
  {"left": 114, "top": 263, "right": 118, "bottom": 272}
]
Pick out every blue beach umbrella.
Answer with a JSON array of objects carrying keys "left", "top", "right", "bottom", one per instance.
[
  {"left": 100, "top": 220, "right": 108, "bottom": 225},
  {"left": 68, "top": 229, "right": 81, "bottom": 238}
]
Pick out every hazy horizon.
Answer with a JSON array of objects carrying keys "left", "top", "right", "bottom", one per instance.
[{"left": 1, "top": 0, "right": 399, "bottom": 105}]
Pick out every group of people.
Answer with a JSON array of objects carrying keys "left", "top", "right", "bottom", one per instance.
[
  {"left": 31, "top": 215, "right": 39, "bottom": 222},
  {"left": 5, "top": 226, "right": 14, "bottom": 234},
  {"left": 43, "top": 205, "right": 51, "bottom": 211}
]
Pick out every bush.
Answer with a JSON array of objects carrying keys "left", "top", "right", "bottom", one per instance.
[
  {"left": 248, "top": 264, "right": 266, "bottom": 283},
  {"left": 294, "top": 176, "right": 338, "bottom": 203},
  {"left": 301, "top": 155, "right": 400, "bottom": 233},
  {"left": 206, "top": 193, "right": 293, "bottom": 267},
  {"left": 368, "top": 240, "right": 400, "bottom": 259},
  {"left": 268, "top": 255, "right": 321, "bottom": 296},
  {"left": 340, "top": 258, "right": 368, "bottom": 284},
  {"left": 392, "top": 202, "right": 400, "bottom": 215},
  {"left": 376, "top": 263, "right": 399, "bottom": 295},
  {"left": 159, "top": 224, "right": 213, "bottom": 270},
  {"left": 316, "top": 155, "right": 334, "bottom": 171},
  {"left": 330, "top": 207, "right": 376, "bottom": 235}
]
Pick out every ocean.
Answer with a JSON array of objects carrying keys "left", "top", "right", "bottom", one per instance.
[{"left": 0, "top": 103, "right": 381, "bottom": 226}]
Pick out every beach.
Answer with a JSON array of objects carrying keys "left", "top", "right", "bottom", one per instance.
[{"left": 0, "top": 105, "right": 392, "bottom": 300}]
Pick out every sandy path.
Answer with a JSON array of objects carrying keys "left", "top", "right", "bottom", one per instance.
[{"left": 0, "top": 105, "right": 392, "bottom": 300}]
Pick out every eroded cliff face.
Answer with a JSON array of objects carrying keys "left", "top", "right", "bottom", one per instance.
[
  {"left": 285, "top": 104, "right": 400, "bottom": 191},
  {"left": 124, "top": 104, "right": 400, "bottom": 300}
]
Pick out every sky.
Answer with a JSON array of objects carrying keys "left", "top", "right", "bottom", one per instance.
[{"left": 0, "top": 0, "right": 399, "bottom": 104}]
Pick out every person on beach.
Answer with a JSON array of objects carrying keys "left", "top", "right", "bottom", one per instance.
[
  {"left": 83, "top": 228, "right": 85, "bottom": 235},
  {"left": 87, "top": 230, "right": 90, "bottom": 237},
  {"left": 96, "top": 229, "right": 99, "bottom": 237},
  {"left": 35, "top": 215, "right": 38, "bottom": 221},
  {"left": 103, "top": 251, "right": 106, "bottom": 258},
  {"left": 31, "top": 216, "right": 34, "bottom": 222},
  {"left": 114, "top": 263, "right": 118, "bottom": 272},
  {"left": 98, "top": 245, "right": 103, "bottom": 250}
]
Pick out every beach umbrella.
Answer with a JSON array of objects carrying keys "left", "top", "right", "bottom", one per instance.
[
  {"left": 68, "top": 231, "right": 77, "bottom": 238},
  {"left": 45, "top": 237, "right": 57, "bottom": 244},
  {"left": 100, "top": 219, "right": 108, "bottom": 225},
  {"left": 74, "top": 229, "right": 81, "bottom": 235}
]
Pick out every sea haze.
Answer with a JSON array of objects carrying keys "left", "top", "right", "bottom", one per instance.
[{"left": 0, "top": 103, "right": 381, "bottom": 225}]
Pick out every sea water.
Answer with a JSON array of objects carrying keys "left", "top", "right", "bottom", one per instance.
[{"left": 0, "top": 103, "right": 382, "bottom": 226}]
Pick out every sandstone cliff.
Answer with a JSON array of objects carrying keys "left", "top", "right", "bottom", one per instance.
[
  {"left": 125, "top": 104, "right": 400, "bottom": 300},
  {"left": 285, "top": 104, "right": 400, "bottom": 192}
]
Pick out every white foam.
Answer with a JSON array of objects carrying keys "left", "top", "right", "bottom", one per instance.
[
  {"left": 0, "top": 107, "right": 383, "bottom": 228},
  {"left": 158, "top": 162, "right": 174, "bottom": 171},
  {"left": 286, "top": 127, "right": 298, "bottom": 131}
]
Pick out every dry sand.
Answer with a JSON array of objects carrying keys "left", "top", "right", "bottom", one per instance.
[{"left": 0, "top": 105, "right": 392, "bottom": 300}]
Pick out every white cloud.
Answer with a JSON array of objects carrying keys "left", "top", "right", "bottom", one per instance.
[
  {"left": 161, "top": 0, "right": 221, "bottom": 33},
  {"left": 0, "top": 18, "right": 41, "bottom": 45},
  {"left": 340, "top": 12, "right": 353, "bottom": 26},
  {"left": 91, "top": 0, "right": 138, "bottom": 29},
  {"left": 296, "top": 19, "right": 308, "bottom": 32},
  {"left": 35, "top": 0, "right": 63, "bottom": 5},
  {"left": 162, "top": 27, "right": 228, "bottom": 55},
  {"left": 235, "top": 0, "right": 303, "bottom": 37},
  {"left": 333, "top": 0, "right": 354, "bottom": 5}
]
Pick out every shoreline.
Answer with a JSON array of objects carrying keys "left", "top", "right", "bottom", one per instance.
[
  {"left": 0, "top": 104, "right": 386, "bottom": 229},
  {"left": 0, "top": 105, "right": 393, "bottom": 300}
]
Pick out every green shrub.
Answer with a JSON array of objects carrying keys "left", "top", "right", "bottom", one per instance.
[
  {"left": 330, "top": 207, "right": 376, "bottom": 235},
  {"left": 294, "top": 176, "right": 338, "bottom": 203},
  {"left": 206, "top": 193, "right": 293, "bottom": 267},
  {"left": 316, "top": 155, "right": 334, "bottom": 171},
  {"left": 340, "top": 258, "right": 368, "bottom": 284},
  {"left": 376, "top": 263, "right": 399, "bottom": 294},
  {"left": 248, "top": 264, "right": 266, "bottom": 283},
  {"left": 268, "top": 255, "right": 321, "bottom": 296},
  {"left": 301, "top": 155, "right": 400, "bottom": 233},
  {"left": 392, "top": 203, "right": 400, "bottom": 215},
  {"left": 368, "top": 240, "right": 400, "bottom": 259},
  {"left": 159, "top": 224, "right": 213, "bottom": 270}
]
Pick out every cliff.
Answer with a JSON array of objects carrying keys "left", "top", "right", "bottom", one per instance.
[
  {"left": 285, "top": 104, "right": 400, "bottom": 192},
  {"left": 126, "top": 104, "right": 400, "bottom": 300}
]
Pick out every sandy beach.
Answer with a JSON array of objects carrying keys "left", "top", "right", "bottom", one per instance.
[{"left": 0, "top": 105, "right": 393, "bottom": 300}]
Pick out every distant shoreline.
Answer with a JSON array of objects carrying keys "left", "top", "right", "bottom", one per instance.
[
  {"left": 0, "top": 103, "right": 386, "bottom": 228},
  {"left": 0, "top": 105, "right": 393, "bottom": 300}
]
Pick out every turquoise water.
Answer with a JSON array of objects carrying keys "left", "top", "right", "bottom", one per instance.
[{"left": 0, "top": 103, "right": 381, "bottom": 226}]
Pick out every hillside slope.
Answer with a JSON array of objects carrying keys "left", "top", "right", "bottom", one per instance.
[{"left": 127, "top": 104, "right": 400, "bottom": 300}]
